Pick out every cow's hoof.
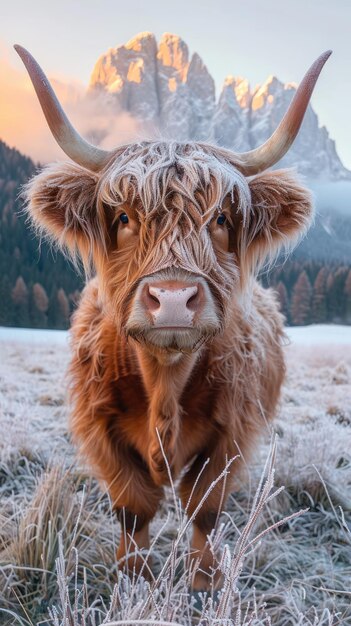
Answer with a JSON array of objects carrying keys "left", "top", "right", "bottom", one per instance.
[{"left": 190, "top": 588, "right": 221, "bottom": 612}]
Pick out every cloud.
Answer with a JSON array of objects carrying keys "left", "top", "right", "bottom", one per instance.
[{"left": 0, "top": 44, "right": 149, "bottom": 163}]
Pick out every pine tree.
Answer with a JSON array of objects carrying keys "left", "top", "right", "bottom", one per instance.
[
  {"left": 57, "top": 288, "right": 70, "bottom": 328},
  {"left": 344, "top": 269, "right": 351, "bottom": 323},
  {"left": 276, "top": 281, "right": 289, "bottom": 322},
  {"left": 0, "top": 277, "right": 15, "bottom": 326},
  {"left": 47, "top": 284, "right": 59, "bottom": 328},
  {"left": 32, "top": 283, "right": 49, "bottom": 327},
  {"left": 312, "top": 267, "right": 328, "bottom": 323},
  {"left": 11, "top": 276, "right": 29, "bottom": 326},
  {"left": 333, "top": 266, "right": 349, "bottom": 321},
  {"left": 12, "top": 276, "right": 28, "bottom": 306},
  {"left": 290, "top": 270, "right": 312, "bottom": 326},
  {"left": 326, "top": 268, "right": 349, "bottom": 322},
  {"left": 326, "top": 271, "right": 337, "bottom": 322}
]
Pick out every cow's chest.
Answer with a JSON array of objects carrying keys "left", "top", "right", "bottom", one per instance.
[{"left": 112, "top": 369, "right": 218, "bottom": 473}]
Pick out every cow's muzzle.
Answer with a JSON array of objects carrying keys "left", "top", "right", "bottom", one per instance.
[
  {"left": 125, "top": 270, "right": 221, "bottom": 352},
  {"left": 141, "top": 280, "right": 204, "bottom": 328}
]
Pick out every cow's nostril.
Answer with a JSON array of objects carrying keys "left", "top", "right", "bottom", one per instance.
[
  {"left": 149, "top": 291, "right": 160, "bottom": 304},
  {"left": 145, "top": 286, "right": 161, "bottom": 312},
  {"left": 186, "top": 288, "right": 199, "bottom": 311}
]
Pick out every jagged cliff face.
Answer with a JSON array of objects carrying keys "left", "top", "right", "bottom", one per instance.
[
  {"left": 89, "top": 32, "right": 350, "bottom": 181},
  {"left": 90, "top": 32, "right": 215, "bottom": 141}
]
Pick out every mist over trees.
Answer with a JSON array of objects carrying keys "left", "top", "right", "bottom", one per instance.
[{"left": 1, "top": 139, "right": 351, "bottom": 330}]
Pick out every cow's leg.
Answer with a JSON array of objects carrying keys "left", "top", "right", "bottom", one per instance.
[
  {"left": 179, "top": 443, "right": 235, "bottom": 590},
  {"left": 108, "top": 452, "right": 163, "bottom": 578},
  {"left": 115, "top": 509, "right": 153, "bottom": 577}
]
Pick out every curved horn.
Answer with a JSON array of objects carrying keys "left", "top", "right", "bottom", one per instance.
[
  {"left": 237, "top": 50, "right": 332, "bottom": 176},
  {"left": 14, "top": 45, "right": 113, "bottom": 172}
]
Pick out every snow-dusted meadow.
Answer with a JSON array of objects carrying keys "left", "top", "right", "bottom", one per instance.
[{"left": 0, "top": 325, "right": 350, "bottom": 624}]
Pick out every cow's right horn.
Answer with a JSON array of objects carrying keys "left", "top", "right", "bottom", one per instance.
[
  {"left": 236, "top": 50, "right": 332, "bottom": 176},
  {"left": 14, "top": 45, "right": 114, "bottom": 172}
]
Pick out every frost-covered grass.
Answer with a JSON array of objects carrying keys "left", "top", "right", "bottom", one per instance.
[{"left": 0, "top": 329, "right": 350, "bottom": 625}]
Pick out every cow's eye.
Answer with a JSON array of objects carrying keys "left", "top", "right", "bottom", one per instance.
[
  {"left": 119, "top": 213, "right": 129, "bottom": 224},
  {"left": 217, "top": 214, "right": 226, "bottom": 225}
]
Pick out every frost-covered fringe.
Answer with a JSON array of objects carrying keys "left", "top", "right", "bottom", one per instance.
[
  {"left": 33, "top": 437, "right": 336, "bottom": 626},
  {"left": 23, "top": 141, "right": 313, "bottom": 321}
]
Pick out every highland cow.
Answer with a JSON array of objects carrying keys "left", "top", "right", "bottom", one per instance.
[{"left": 16, "top": 45, "right": 330, "bottom": 589}]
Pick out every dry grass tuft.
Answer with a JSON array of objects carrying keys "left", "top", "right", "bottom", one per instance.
[
  {"left": 0, "top": 437, "right": 350, "bottom": 625},
  {"left": 0, "top": 338, "right": 350, "bottom": 624}
]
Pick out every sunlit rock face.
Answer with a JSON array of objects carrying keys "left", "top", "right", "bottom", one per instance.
[
  {"left": 90, "top": 32, "right": 159, "bottom": 123},
  {"left": 90, "top": 32, "right": 215, "bottom": 141},
  {"left": 156, "top": 33, "right": 192, "bottom": 139},
  {"left": 89, "top": 32, "right": 350, "bottom": 181}
]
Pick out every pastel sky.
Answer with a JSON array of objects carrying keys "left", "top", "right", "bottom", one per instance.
[{"left": 1, "top": 0, "right": 350, "bottom": 167}]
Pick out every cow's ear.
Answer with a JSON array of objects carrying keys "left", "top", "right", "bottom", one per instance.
[
  {"left": 25, "top": 162, "right": 106, "bottom": 267},
  {"left": 244, "top": 169, "right": 313, "bottom": 271}
]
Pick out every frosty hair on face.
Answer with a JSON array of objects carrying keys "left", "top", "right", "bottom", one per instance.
[{"left": 99, "top": 140, "right": 250, "bottom": 221}]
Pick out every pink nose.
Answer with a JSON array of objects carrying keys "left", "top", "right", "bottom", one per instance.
[{"left": 143, "top": 282, "right": 203, "bottom": 327}]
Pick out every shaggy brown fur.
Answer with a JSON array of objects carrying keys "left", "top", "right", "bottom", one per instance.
[{"left": 25, "top": 141, "right": 313, "bottom": 589}]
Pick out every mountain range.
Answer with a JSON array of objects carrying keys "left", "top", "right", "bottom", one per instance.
[{"left": 88, "top": 32, "right": 350, "bottom": 181}]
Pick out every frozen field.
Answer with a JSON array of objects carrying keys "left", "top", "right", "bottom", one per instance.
[
  {"left": 1, "top": 322, "right": 351, "bottom": 345},
  {"left": 286, "top": 323, "right": 351, "bottom": 345},
  {"left": 0, "top": 325, "right": 350, "bottom": 624}
]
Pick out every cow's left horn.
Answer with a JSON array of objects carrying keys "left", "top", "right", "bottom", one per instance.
[
  {"left": 236, "top": 50, "right": 332, "bottom": 176},
  {"left": 14, "top": 45, "right": 113, "bottom": 172}
]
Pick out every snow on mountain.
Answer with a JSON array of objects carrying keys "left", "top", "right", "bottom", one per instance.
[
  {"left": 249, "top": 77, "right": 349, "bottom": 180},
  {"left": 212, "top": 75, "right": 251, "bottom": 151},
  {"left": 185, "top": 52, "right": 216, "bottom": 140},
  {"left": 89, "top": 32, "right": 350, "bottom": 181},
  {"left": 156, "top": 33, "right": 192, "bottom": 139}
]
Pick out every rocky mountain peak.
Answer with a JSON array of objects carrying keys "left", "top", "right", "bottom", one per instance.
[
  {"left": 88, "top": 32, "right": 350, "bottom": 181},
  {"left": 223, "top": 75, "right": 251, "bottom": 109},
  {"left": 251, "top": 75, "right": 285, "bottom": 111},
  {"left": 157, "top": 33, "right": 189, "bottom": 81},
  {"left": 124, "top": 31, "right": 155, "bottom": 52}
]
